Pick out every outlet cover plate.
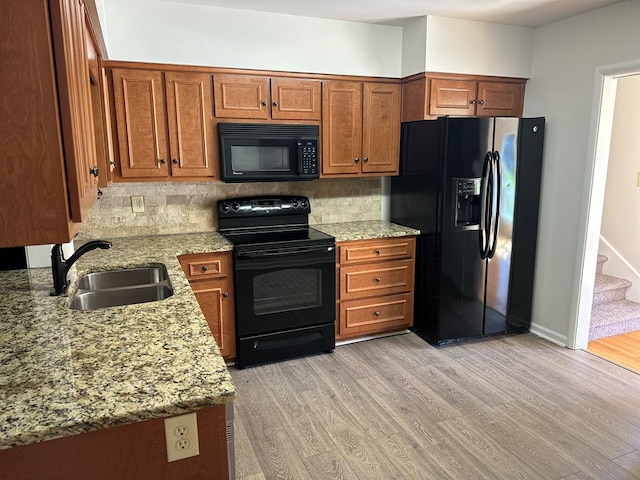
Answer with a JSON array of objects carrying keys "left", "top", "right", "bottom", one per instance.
[
  {"left": 164, "top": 412, "right": 199, "bottom": 462},
  {"left": 131, "top": 196, "right": 144, "bottom": 213}
]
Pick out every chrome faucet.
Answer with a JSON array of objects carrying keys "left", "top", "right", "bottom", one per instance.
[{"left": 50, "top": 240, "right": 113, "bottom": 295}]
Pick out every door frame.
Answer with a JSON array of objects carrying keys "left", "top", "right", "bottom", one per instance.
[{"left": 568, "top": 60, "right": 640, "bottom": 349}]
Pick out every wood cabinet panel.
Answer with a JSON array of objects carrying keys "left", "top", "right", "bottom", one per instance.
[
  {"left": 476, "top": 81, "right": 524, "bottom": 117},
  {"left": 362, "top": 83, "right": 400, "bottom": 174},
  {"left": 270, "top": 77, "right": 321, "bottom": 120},
  {"left": 340, "top": 259, "right": 414, "bottom": 301},
  {"left": 112, "top": 68, "right": 169, "bottom": 178},
  {"left": 322, "top": 81, "right": 363, "bottom": 175},
  {"left": 213, "top": 74, "right": 270, "bottom": 119},
  {"left": 429, "top": 78, "right": 477, "bottom": 116},
  {"left": 179, "top": 252, "right": 236, "bottom": 360},
  {"left": 340, "top": 237, "right": 415, "bottom": 264},
  {"left": 165, "top": 72, "right": 217, "bottom": 177},
  {"left": 336, "top": 237, "right": 416, "bottom": 341},
  {"left": 339, "top": 293, "right": 413, "bottom": 337}
]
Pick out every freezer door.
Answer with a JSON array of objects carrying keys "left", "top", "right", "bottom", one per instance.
[
  {"left": 437, "top": 117, "right": 493, "bottom": 342},
  {"left": 484, "top": 117, "right": 519, "bottom": 335}
]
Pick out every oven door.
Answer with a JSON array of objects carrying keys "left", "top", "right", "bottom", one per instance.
[{"left": 234, "top": 243, "right": 336, "bottom": 337}]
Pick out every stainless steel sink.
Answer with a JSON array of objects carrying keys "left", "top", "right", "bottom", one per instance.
[
  {"left": 70, "top": 265, "right": 173, "bottom": 311},
  {"left": 77, "top": 266, "right": 169, "bottom": 290}
]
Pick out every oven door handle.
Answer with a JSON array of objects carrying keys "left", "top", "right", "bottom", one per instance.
[{"left": 236, "top": 245, "right": 335, "bottom": 258}]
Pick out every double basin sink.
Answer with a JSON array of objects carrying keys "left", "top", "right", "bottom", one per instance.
[{"left": 70, "top": 265, "right": 173, "bottom": 311}]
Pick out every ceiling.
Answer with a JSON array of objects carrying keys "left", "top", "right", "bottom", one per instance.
[{"left": 167, "top": 0, "right": 623, "bottom": 27}]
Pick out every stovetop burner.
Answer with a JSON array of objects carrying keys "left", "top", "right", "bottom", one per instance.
[{"left": 223, "top": 226, "right": 334, "bottom": 251}]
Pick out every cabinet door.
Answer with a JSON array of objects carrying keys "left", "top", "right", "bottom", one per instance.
[
  {"left": 362, "top": 83, "right": 400, "bottom": 174},
  {"left": 50, "top": 0, "right": 99, "bottom": 223},
  {"left": 429, "top": 78, "right": 477, "bottom": 116},
  {"left": 477, "top": 81, "right": 524, "bottom": 117},
  {"left": 338, "top": 293, "right": 413, "bottom": 339},
  {"left": 112, "top": 69, "right": 169, "bottom": 178},
  {"left": 270, "top": 78, "right": 321, "bottom": 120},
  {"left": 165, "top": 72, "right": 217, "bottom": 178},
  {"left": 190, "top": 279, "right": 236, "bottom": 359},
  {"left": 321, "top": 81, "right": 362, "bottom": 175},
  {"left": 213, "top": 74, "right": 270, "bottom": 119}
]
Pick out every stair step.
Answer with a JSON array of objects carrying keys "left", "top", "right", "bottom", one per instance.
[
  {"left": 593, "top": 273, "right": 631, "bottom": 305},
  {"left": 596, "top": 254, "right": 608, "bottom": 274},
  {"left": 589, "top": 299, "right": 640, "bottom": 341}
]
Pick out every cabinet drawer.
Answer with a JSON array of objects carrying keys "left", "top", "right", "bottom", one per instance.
[
  {"left": 178, "top": 252, "right": 232, "bottom": 281},
  {"left": 339, "top": 293, "right": 413, "bottom": 338},
  {"left": 339, "top": 237, "right": 415, "bottom": 264},
  {"left": 340, "top": 259, "right": 413, "bottom": 300}
]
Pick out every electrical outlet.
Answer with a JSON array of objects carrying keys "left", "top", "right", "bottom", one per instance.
[
  {"left": 131, "top": 195, "right": 144, "bottom": 213},
  {"left": 164, "top": 413, "right": 199, "bottom": 462}
]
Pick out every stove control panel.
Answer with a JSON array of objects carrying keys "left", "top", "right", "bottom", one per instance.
[{"left": 218, "top": 196, "right": 311, "bottom": 217}]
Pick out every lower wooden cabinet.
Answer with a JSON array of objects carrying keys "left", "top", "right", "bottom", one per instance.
[
  {"left": 179, "top": 252, "right": 236, "bottom": 360},
  {"left": 336, "top": 237, "right": 416, "bottom": 341}
]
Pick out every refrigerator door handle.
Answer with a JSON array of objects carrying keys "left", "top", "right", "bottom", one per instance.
[
  {"left": 488, "top": 150, "right": 502, "bottom": 259},
  {"left": 479, "top": 151, "right": 492, "bottom": 259}
]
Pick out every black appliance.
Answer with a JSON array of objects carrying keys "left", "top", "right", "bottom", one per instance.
[
  {"left": 219, "top": 123, "right": 319, "bottom": 182},
  {"left": 390, "top": 117, "right": 545, "bottom": 345},
  {"left": 218, "top": 195, "right": 335, "bottom": 367}
]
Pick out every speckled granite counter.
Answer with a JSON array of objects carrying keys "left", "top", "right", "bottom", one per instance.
[
  {"left": 314, "top": 221, "right": 420, "bottom": 242},
  {"left": 0, "top": 233, "right": 234, "bottom": 450}
]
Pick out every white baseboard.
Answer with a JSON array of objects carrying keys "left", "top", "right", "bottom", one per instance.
[{"left": 530, "top": 322, "right": 567, "bottom": 347}]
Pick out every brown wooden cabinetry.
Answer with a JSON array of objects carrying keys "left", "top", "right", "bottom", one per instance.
[
  {"left": 336, "top": 237, "right": 416, "bottom": 340},
  {"left": 112, "top": 68, "right": 218, "bottom": 180},
  {"left": 214, "top": 74, "right": 321, "bottom": 120},
  {"left": 179, "top": 252, "right": 236, "bottom": 359},
  {"left": 322, "top": 81, "right": 400, "bottom": 177},
  {"left": 402, "top": 73, "right": 526, "bottom": 121},
  {"left": 0, "top": 0, "right": 100, "bottom": 247}
]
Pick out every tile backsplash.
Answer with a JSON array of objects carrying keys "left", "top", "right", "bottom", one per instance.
[{"left": 78, "top": 179, "right": 381, "bottom": 240}]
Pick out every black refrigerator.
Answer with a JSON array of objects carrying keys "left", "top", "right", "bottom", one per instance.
[{"left": 390, "top": 117, "right": 545, "bottom": 345}]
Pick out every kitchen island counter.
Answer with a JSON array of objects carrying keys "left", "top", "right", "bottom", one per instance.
[{"left": 0, "top": 232, "right": 235, "bottom": 450}]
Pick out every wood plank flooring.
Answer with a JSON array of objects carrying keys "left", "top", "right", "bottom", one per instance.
[
  {"left": 588, "top": 330, "right": 640, "bottom": 374},
  {"left": 230, "top": 333, "right": 640, "bottom": 479}
]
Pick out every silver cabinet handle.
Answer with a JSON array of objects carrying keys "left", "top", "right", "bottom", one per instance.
[
  {"left": 354, "top": 157, "right": 360, "bottom": 164},
  {"left": 470, "top": 100, "right": 477, "bottom": 105},
  {"left": 478, "top": 99, "right": 485, "bottom": 105},
  {"left": 374, "top": 311, "right": 380, "bottom": 317}
]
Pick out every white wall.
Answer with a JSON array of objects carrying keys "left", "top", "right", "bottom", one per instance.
[
  {"left": 599, "top": 75, "right": 640, "bottom": 302},
  {"left": 425, "top": 16, "right": 533, "bottom": 78},
  {"left": 100, "top": 0, "right": 402, "bottom": 77},
  {"left": 525, "top": 0, "right": 640, "bottom": 345},
  {"left": 401, "top": 17, "right": 427, "bottom": 77}
]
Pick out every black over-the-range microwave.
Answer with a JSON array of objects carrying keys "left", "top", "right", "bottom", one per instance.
[{"left": 219, "top": 123, "right": 320, "bottom": 182}]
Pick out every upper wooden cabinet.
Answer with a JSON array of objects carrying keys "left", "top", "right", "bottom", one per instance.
[
  {"left": 213, "top": 74, "right": 321, "bottom": 120},
  {"left": 322, "top": 81, "right": 400, "bottom": 177},
  {"left": 0, "top": 0, "right": 100, "bottom": 247},
  {"left": 111, "top": 68, "right": 218, "bottom": 180},
  {"left": 402, "top": 73, "right": 526, "bottom": 121}
]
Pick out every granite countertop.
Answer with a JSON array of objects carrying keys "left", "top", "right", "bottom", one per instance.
[
  {"left": 0, "top": 233, "right": 235, "bottom": 450},
  {"left": 314, "top": 221, "right": 420, "bottom": 242},
  {"left": 0, "top": 223, "right": 416, "bottom": 450}
]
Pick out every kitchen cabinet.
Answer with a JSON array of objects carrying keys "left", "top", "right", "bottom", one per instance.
[
  {"left": 401, "top": 73, "right": 526, "bottom": 121},
  {"left": 322, "top": 81, "right": 401, "bottom": 177},
  {"left": 336, "top": 237, "right": 416, "bottom": 340},
  {"left": 213, "top": 74, "right": 321, "bottom": 120},
  {"left": 179, "top": 252, "right": 236, "bottom": 359},
  {"left": 111, "top": 68, "right": 218, "bottom": 180},
  {"left": 0, "top": 0, "right": 100, "bottom": 247}
]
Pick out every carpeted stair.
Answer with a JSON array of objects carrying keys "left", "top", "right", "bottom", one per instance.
[{"left": 589, "top": 254, "right": 640, "bottom": 341}]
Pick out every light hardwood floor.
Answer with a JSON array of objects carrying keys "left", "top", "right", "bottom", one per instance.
[
  {"left": 588, "top": 330, "right": 640, "bottom": 374},
  {"left": 230, "top": 333, "right": 640, "bottom": 479}
]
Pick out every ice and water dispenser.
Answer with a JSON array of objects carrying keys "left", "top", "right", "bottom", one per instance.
[{"left": 453, "top": 178, "right": 482, "bottom": 231}]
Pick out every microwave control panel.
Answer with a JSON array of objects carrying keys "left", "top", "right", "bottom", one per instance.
[{"left": 298, "top": 140, "right": 319, "bottom": 177}]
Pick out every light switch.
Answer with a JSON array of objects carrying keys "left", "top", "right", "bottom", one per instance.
[{"left": 637, "top": 172, "right": 640, "bottom": 187}]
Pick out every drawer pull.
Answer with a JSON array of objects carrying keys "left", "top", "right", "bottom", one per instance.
[
  {"left": 374, "top": 311, "right": 381, "bottom": 317},
  {"left": 201, "top": 265, "right": 209, "bottom": 272},
  {"left": 222, "top": 292, "right": 229, "bottom": 298},
  {"left": 375, "top": 277, "right": 381, "bottom": 283},
  {"left": 375, "top": 249, "right": 381, "bottom": 255}
]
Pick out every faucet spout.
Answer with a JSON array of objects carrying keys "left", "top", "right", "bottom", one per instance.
[{"left": 51, "top": 240, "right": 113, "bottom": 296}]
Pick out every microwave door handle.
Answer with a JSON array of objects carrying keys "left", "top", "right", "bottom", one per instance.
[{"left": 297, "top": 141, "right": 304, "bottom": 175}]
